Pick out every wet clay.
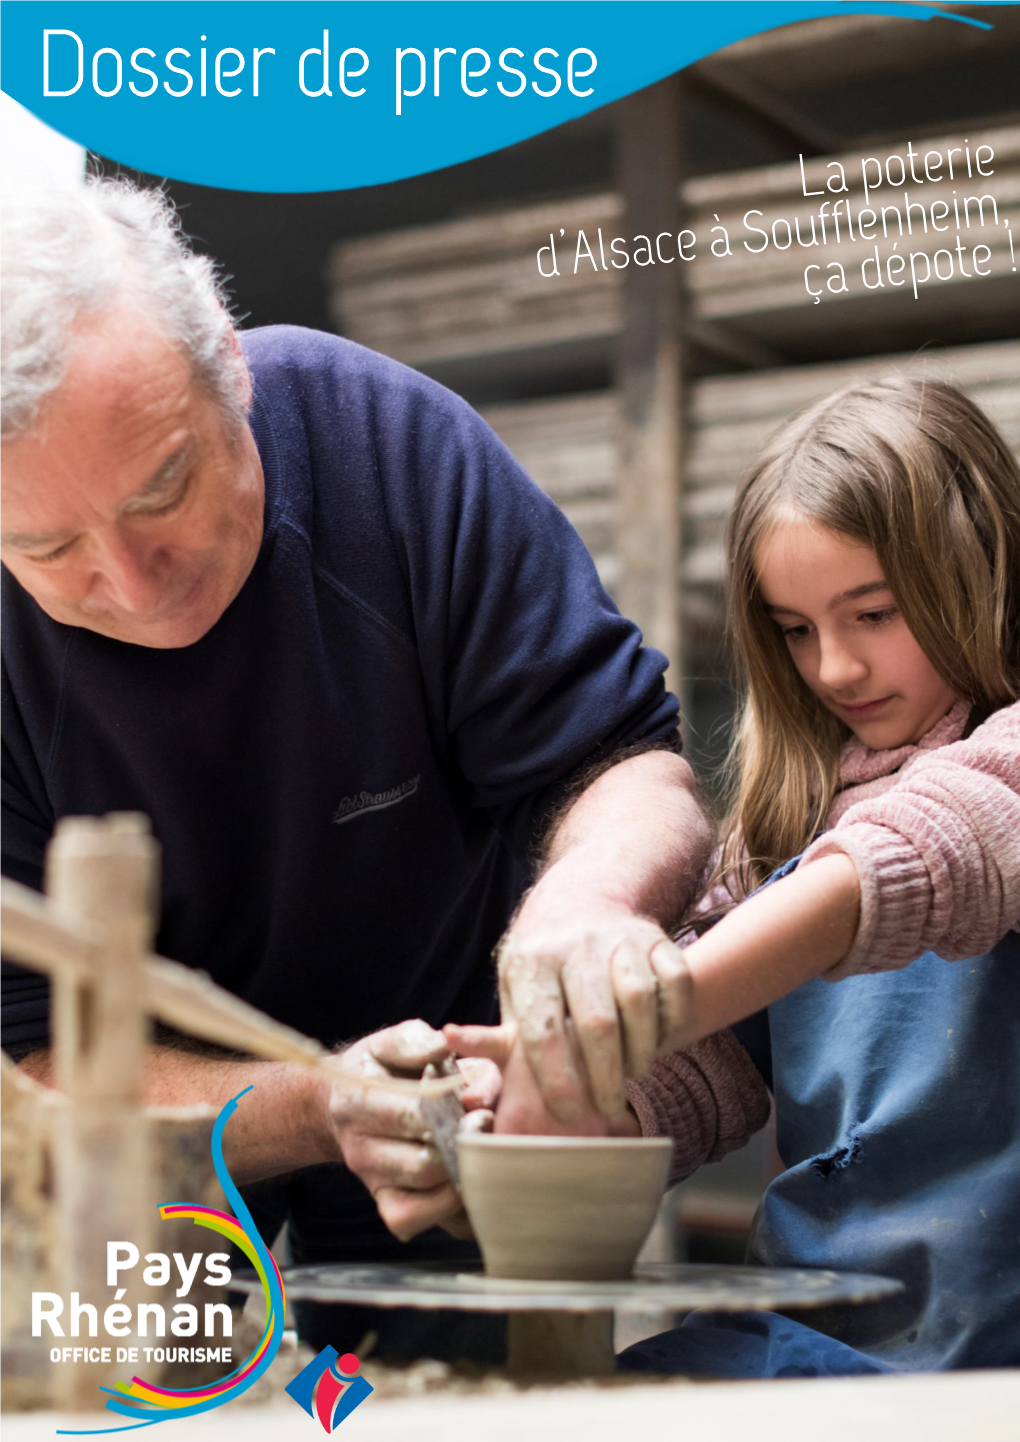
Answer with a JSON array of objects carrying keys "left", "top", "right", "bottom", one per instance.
[{"left": 457, "top": 1134, "right": 673, "bottom": 1282}]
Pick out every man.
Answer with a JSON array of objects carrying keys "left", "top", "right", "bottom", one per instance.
[{"left": 1, "top": 181, "right": 710, "bottom": 1356}]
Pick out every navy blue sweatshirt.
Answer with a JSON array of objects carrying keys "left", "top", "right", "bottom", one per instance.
[{"left": 2, "top": 327, "right": 679, "bottom": 1057}]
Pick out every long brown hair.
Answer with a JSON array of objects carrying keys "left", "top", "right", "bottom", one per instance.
[{"left": 716, "top": 373, "right": 1020, "bottom": 903}]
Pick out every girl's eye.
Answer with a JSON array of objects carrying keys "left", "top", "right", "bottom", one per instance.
[
  {"left": 859, "top": 607, "right": 898, "bottom": 627},
  {"left": 780, "top": 623, "right": 812, "bottom": 641}
]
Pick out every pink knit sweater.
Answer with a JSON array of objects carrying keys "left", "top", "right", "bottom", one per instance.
[{"left": 627, "top": 699, "right": 1020, "bottom": 1184}]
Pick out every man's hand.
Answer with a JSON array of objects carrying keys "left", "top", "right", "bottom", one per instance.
[
  {"left": 20, "top": 1019, "right": 501, "bottom": 1238},
  {"left": 494, "top": 750, "right": 710, "bottom": 1123},
  {"left": 445, "top": 1022, "right": 641, "bottom": 1138},
  {"left": 496, "top": 917, "right": 692, "bottom": 1122},
  {"left": 328, "top": 1020, "right": 500, "bottom": 1242}
]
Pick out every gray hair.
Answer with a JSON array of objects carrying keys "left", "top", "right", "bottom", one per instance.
[{"left": 1, "top": 178, "right": 248, "bottom": 440}]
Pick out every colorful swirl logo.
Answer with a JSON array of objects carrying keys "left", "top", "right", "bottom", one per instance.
[{"left": 58, "top": 1085, "right": 286, "bottom": 1434}]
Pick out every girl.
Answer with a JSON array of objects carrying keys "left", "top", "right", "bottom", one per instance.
[{"left": 452, "top": 373, "right": 1020, "bottom": 1376}]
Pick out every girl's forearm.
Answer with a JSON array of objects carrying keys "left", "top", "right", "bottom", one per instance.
[{"left": 679, "top": 854, "right": 861, "bottom": 1044}]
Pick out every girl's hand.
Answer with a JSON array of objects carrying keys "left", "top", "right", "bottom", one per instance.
[
  {"left": 445, "top": 1022, "right": 641, "bottom": 1137},
  {"left": 678, "top": 853, "right": 862, "bottom": 1040}
]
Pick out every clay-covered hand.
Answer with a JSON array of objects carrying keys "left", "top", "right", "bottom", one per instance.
[
  {"left": 493, "top": 916, "right": 693, "bottom": 1123},
  {"left": 327, "top": 1019, "right": 500, "bottom": 1242},
  {"left": 445, "top": 1022, "right": 642, "bottom": 1137}
]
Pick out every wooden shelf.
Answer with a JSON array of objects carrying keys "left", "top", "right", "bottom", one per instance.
[
  {"left": 327, "top": 97, "right": 1019, "bottom": 684},
  {"left": 331, "top": 126, "right": 1019, "bottom": 382},
  {"left": 481, "top": 339, "right": 1020, "bottom": 654}
]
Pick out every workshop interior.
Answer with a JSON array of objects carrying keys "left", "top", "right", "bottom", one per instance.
[{"left": 2, "top": 4, "right": 1019, "bottom": 1436}]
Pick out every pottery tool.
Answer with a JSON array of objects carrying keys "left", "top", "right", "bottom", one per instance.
[
  {"left": 420, "top": 1056, "right": 467, "bottom": 1188},
  {"left": 0, "top": 874, "right": 461, "bottom": 1101}
]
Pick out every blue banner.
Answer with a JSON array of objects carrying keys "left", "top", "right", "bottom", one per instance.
[{"left": 0, "top": 2, "right": 1005, "bottom": 192}]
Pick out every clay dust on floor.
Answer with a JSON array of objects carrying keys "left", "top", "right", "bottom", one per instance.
[{"left": 230, "top": 1317, "right": 686, "bottom": 1405}]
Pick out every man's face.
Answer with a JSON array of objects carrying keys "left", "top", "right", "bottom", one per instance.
[{"left": 1, "top": 306, "right": 264, "bottom": 648}]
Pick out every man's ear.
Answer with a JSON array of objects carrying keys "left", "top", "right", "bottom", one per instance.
[{"left": 225, "top": 325, "right": 253, "bottom": 411}]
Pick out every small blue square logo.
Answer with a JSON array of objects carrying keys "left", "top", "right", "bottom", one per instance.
[{"left": 285, "top": 1347, "right": 373, "bottom": 1432}]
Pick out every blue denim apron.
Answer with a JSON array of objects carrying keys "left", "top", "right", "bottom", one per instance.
[{"left": 621, "top": 860, "right": 1020, "bottom": 1377}]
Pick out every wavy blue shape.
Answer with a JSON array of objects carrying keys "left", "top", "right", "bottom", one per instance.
[{"left": 0, "top": 2, "right": 1004, "bottom": 193}]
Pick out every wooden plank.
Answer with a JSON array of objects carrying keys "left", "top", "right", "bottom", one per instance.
[
  {"left": 479, "top": 340, "right": 1020, "bottom": 653},
  {"left": 145, "top": 952, "right": 331, "bottom": 1065},
  {"left": 691, "top": 337, "right": 1020, "bottom": 421},
  {"left": 45, "top": 814, "right": 157, "bottom": 1413},
  {"left": 483, "top": 341, "right": 1020, "bottom": 503},
  {"left": 329, "top": 126, "right": 1019, "bottom": 370},
  {"left": 1, "top": 1056, "right": 57, "bottom": 1411},
  {"left": 44, "top": 816, "right": 156, "bottom": 1110},
  {"left": 0, "top": 881, "right": 463, "bottom": 1097},
  {"left": 0, "top": 880, "right": 101, "bottom": 982},
  {"left": 614, "top": 77, "right": 686, "bottom": 684}
]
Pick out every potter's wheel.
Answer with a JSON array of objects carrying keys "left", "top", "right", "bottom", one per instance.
[
  {"left": 234, "top": 1261, "right": 901, "bottom": 1377},
  {"left": 254, "top": 1258, "right": 899, "bottom": 1313}
]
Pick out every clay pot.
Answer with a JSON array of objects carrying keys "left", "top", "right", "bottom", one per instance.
[{"left": 457, "top": 1134, "right": 673, "bottom": 1281}]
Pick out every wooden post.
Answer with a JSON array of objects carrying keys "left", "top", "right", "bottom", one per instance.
[
  {"left": 506, "top": 1310, "right": 615, "bottom": 1378},
  {"left": 45, "top": 814, "right": 159, "bottom": 1414},
  {"left": 614, "top": 75, "right": 688, "bottom": 710}
]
